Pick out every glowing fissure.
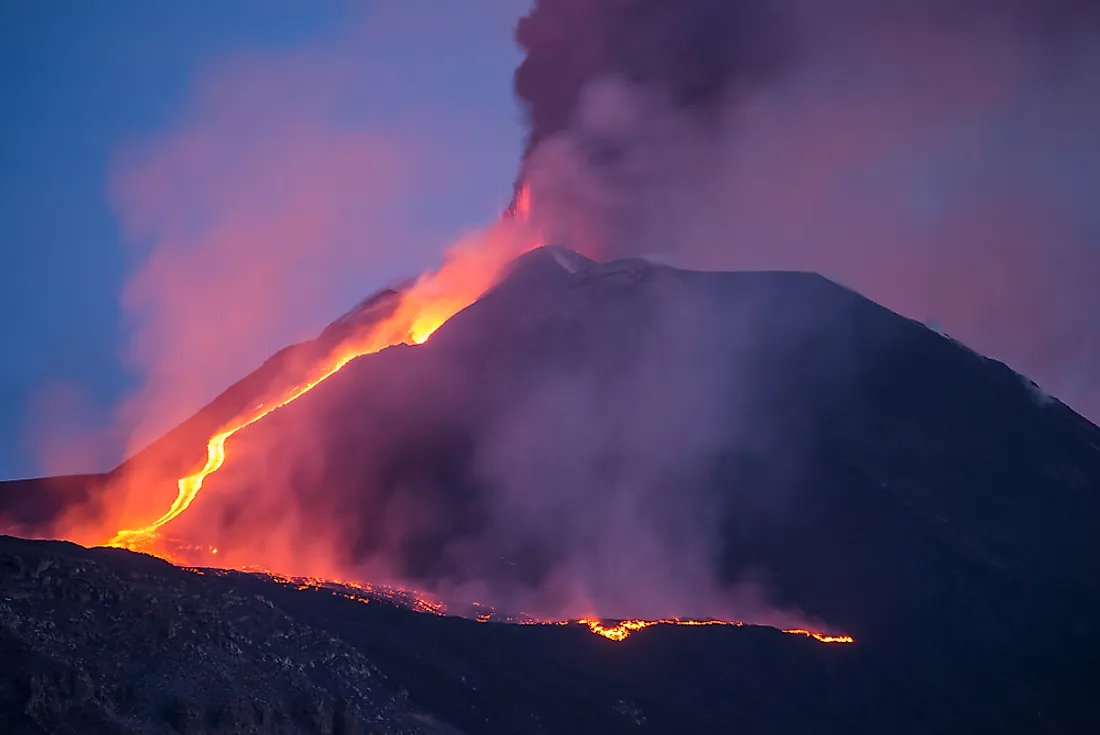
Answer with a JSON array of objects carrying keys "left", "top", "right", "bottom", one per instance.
[{"left": 574, "top": 619, "right": 854, "bottom": 644}]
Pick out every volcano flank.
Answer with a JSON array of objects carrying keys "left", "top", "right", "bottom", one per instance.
[{"left": 3, "top": 248, "right": 1100, "bottom": 732}]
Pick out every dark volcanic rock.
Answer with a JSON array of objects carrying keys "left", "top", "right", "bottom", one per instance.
[{"left": 0, "top": 537, "right": 424, "bottom": 735}]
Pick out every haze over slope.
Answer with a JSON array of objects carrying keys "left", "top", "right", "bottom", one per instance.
[
  {"left": 515, "top": 0, "right": 1100, "bottom": 422},
  {"left": 38, "top": 0, "right": 1099, "bottom": 492},
  {"left": 5, "top": 249, "right": 1099, "bottom": 640}
]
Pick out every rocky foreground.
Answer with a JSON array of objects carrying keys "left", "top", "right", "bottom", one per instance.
[
  {"left": 2, "top": 534, "right": 1099, "bottom": 735},
  {"left": 4, "top": 534, "right": 844, "bottom": 735},
  {"left": 0, "top": 536, "right": 431, "bottom": 735}
]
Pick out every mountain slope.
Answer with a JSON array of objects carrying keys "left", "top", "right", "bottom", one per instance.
[
  {"left": 3, "top": 247, "right": 1100, "bottom": 732},
  {"left": 181, "top": 248, "right": 1100, "bottom": 618}
]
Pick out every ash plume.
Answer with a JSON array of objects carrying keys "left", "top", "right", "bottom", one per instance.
[
  {"left": 16, "top": 0, "right": 1100, "bottom": 635},
  {"left": 513, "top": 0, "right": 792, "bottom": 158},
  {"left": 516, "top": 0, "right": 1100, "bottom": 421}
]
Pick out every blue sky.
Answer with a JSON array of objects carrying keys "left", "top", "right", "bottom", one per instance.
[{"left": 0, "top": 1, "right": 528, "bottom": 479}]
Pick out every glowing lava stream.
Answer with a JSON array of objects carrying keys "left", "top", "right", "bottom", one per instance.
[
  {"left": 108, "top": 189, "right": 538, "bottom": 552},
  {"left": 574, "top": 619, "right": 854, "bottom": 644},
  {"left": 102, "top": 185, "right": 854, "bottom": 646},
  {"left": 106, "top": 323, "right": 439, "bottom": 551}
]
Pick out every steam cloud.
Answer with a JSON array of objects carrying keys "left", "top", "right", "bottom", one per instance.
[
  {"left": 177, "top": 254, "right": 843, "bottom": 626},
  {"left": 518, "top": 0, "right": 1100, "bottom": 420},
  {"left": 58, "top": 2, "right": 523, "bottom": 536}
]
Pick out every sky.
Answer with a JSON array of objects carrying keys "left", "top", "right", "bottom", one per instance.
[{"left": 0, "top": 1, "right": 528, "bottom": 479}]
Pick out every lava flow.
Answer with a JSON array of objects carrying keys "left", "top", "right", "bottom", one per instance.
[
  {"left": 182, "top": 566, "right": 855, "bottom": 644},
  {"left": 105, "top": 187, "right": 538, "bottom": 557},
  {"left": 107, "top": 336, "right": 410, "bottom": 554},
  {"left": 575, "top": 619, "right": 854, "bottom": 644},
  {"left": 97, "top": 185, "right": 854, "bottom": 646}
]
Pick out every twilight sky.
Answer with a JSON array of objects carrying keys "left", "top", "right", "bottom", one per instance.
[
  {"left": 0, "top": 1, "right": 527, "bottom": 479},
  {"left": 3, "top": 1, "right": 1099, "bottom": 481}
]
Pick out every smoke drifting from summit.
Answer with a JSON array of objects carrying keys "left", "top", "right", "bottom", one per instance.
[
  {"left": 15, "top": 0, "right": 1100, "bottom": 632},
  {"left": 514, "top": 0, "right": 791, "bottom": 157},
  {"left": 516, "top": 0, "right": 1100, "bottom": 420}
]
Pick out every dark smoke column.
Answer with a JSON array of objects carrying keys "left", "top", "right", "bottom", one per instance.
[
  {"left": 505, "top": 0, "right": 1100, "bottom": 213},
  {"left": 507, "top": 0, "right": 791, "bottom": 210}
]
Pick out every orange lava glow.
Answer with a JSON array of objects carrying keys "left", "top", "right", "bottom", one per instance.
[
  {"left": 182, "top": 567, "right": 854, "bottom": 644},
  {"left": 780, "top": 629, "right": 856, "bottom": 644},
  {"left": 95, "top": 181, "right": 854, "bottom": 648},
  {"left": 107, "top": 337, "right": 399, "bottom": 553},
  {"left": 578, "top": 618, "right": 661, "bottom": 641},
  {"left": 575, "top": 618, "right": 854, "bottom": 644},
  {"left": 104, "top": 186, "right": 539, "bottom": 559}
]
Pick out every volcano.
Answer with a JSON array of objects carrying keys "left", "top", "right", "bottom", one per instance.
[{"left": 3, "top": 247, "right": 1100, "bottom": 732}]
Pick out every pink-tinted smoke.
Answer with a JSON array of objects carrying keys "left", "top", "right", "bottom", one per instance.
[
  {"left": 520, "top": 1, "right": 1100, "bottom": 420},
  {"left": 109, "top": 57, "right": 410, "bottom": 455},
  {"left": 79, "top": 1, "right": 527, "bottom": 534}
]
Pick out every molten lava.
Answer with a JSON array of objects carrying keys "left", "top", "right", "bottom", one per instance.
[
  {"left": 578, "top": 618, "right": 662, "bottom": 641},
  {"left": 96, "top": 184, "right": 854, "bottom": 646},
  {"left": 575, "top": 619, "right": 854, "bottom": 644},
  {"left": 782, "top": 629, "right": 857, "bottom": 644},
  {"left": 105, "top": 187, "right": 539, "bottom": 558},
  {"left": 107, "top": 334, "right": 408, "bottom": 553}
]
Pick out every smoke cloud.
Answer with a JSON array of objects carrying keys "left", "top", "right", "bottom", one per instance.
[
  {"left": 518, "top": 0, "right": 1100, "bottom": 421},
  {"left": 17, "top": 0, "right": 1100, "bottom": 631},
  {"left": 109, "top": 16, "right": 503, "bottom": 450},
  {"left": 50, "top": 1, "right": 527, "bottom": 535},
  {"left": 460, "top": 270, "right": 816, "bottom": 622}
]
